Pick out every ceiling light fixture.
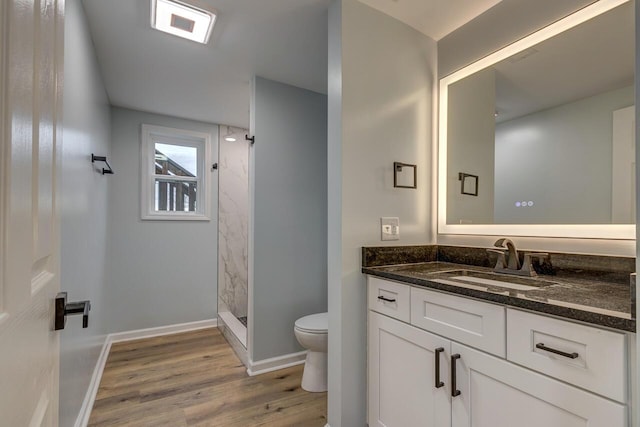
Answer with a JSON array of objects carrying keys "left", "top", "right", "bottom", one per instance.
[
  {"left": 223, "top": 126, "right": 238, "bottom": 142},
  {"left": 151, "top": 0, "right": 217, "bottom": 44}
]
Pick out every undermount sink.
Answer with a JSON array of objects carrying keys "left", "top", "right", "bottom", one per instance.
[{"left": 434, "top": 270, "right": 555, "bottom": 292}]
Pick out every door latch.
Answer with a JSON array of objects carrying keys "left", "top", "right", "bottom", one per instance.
[{"left": 55, "top": 292, "right": 91, "bottom": 330}]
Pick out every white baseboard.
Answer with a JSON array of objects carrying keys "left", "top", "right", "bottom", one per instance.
[
  {"left": 246, "top": 350, "right": 307, "bottom": 376},
  {"left": 73, "top": 336, "right": 111, "bottom": 427},
  {"left": 74, "top": 319, "right": 217, "bottom": 427},
  {"left": 109, "top": 319, "right": 217, "bottom": 343}
]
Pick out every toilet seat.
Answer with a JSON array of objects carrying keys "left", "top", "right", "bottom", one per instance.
[{"left": 295, "top": 312, "right": 328, "bottom": 334}]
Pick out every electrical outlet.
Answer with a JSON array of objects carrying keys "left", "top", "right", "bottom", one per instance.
[{"left": 381, "top": 217, "right": 400, "bottom": 241}]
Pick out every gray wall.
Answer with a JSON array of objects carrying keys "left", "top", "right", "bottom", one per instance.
[
  {"left": 495, "top": 85, "right": 634, "bottom": 224},
  {"left": 106, "top": 107, "right": 218, "bottom": 333},
  {"left": 438, "top": 0, "right": 595, "bottom": 77},
  {"left": 59, "top": 0, "right": 111, "bottom": 425},
  {"left": 327, "top": 1, "right": 437, "bottom": 425},
  {"left": 327, "top": 2, "right": 343, "bottom": 425},
  {"left": 251, "top": 77, "right": 328, "bottom": 362}
]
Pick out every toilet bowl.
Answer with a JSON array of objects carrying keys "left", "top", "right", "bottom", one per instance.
[{"left": 294, "top": 312, "right": 328, "bottom": 392}]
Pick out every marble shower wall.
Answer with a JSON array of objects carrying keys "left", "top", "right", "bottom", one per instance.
[{"left": 218, "top": 126, "right": 249, "bottom": 319}]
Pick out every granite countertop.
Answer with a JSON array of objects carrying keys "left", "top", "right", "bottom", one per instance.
[{"left": 363, "top": 261, "right": 635, "bottom": 332}]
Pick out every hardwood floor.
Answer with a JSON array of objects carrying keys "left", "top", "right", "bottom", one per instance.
[{"left": 88, "top": 328, "right": 327, "bottom": 427}]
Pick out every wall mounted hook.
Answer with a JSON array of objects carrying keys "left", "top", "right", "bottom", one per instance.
[{"left": 92, "top": 154, "right": 114, "bottom": 175}]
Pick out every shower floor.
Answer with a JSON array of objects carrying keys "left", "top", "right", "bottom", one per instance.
[{"left": 237, "top": 316, "right": 248, "bottom": 327}]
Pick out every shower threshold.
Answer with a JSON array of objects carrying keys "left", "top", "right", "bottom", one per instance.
[{"left": 218, "top": 311, "right": 247, "bottom": 348}]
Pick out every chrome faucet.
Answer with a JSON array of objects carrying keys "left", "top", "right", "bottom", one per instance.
[{"left": 487, "top": 238, "right": 549, "bottom": 277}]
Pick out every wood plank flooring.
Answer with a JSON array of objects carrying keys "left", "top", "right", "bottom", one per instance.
[{"left": 88, "top": 328, "right": 327, "bottom": 427}]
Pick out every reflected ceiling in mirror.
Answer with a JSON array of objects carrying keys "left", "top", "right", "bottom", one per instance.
[{"left": 438, "top": 0, "right": 635, "bottom": 239}]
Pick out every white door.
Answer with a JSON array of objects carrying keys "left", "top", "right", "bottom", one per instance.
[
  {"left": 451, "top": 342, "right": 627, "bottom": 427},
  {"left": 368, "top": 312, "right": 452, "bottom": 427},
  {"left": 0, "top": 0, "right": 64, "bottom": 426}
]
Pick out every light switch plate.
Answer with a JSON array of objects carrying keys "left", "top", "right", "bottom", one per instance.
[{"left": 381, "top": 217, "right": 400, "bottom": 241}]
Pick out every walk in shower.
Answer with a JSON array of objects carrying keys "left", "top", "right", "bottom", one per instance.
[{"left": 217, "top": 125, "right": 250, "bottom": 365}]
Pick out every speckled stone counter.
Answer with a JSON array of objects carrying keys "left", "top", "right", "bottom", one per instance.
[{"left": 363, "top": 258, "right": 635, "bottom": 333}]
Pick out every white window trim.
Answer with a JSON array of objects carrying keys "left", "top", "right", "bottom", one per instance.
[{"left": 140, "top": 124, "right": 212, "bottom": 221}]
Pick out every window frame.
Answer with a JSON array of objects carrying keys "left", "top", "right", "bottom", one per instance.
[{"left": 140, "top": 124, "right": 212, "bottom": 221}]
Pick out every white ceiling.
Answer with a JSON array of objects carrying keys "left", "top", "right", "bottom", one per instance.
[
  {"left": 81, "top": 0, "right": 506, "bottom": 128},
  {"left": 357, "top": 0, "right": 502, "bottom": 40},
  {"left": 81, "top": 0, "right": 331, "bottom": 127}
]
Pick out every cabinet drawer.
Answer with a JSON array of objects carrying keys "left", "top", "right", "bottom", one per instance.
[
  {"left": 507, "top": 308, "right": 627, "bottom": 403},
  {"left": 368, "top": 277, "right": 411, "bottom": 323},
  {"left": 411, "top": 287, "right": 506, "bottom": 357}
]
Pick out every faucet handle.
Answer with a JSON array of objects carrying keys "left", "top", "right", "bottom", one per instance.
[
  {"left": 487, "top": 248, "right": 507, "bottom": 269},
  {"left": 521, "top": 252, "right": 550, "bottom": 277},
  {"left": 524, "top": 252, "right": 549, "bottom": 261}
]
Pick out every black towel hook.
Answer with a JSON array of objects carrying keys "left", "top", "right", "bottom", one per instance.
[{"left": 91, "top": 154, "right": 114, "bottom": 175}]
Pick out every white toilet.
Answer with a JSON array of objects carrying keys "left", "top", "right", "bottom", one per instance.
[{"left": 294, "top": 312, "right": 328, "bottom": 392}]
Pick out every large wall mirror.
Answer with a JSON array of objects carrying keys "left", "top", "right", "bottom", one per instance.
[{"left": 438, "top": 0, "right": 635, "bottom": 239}]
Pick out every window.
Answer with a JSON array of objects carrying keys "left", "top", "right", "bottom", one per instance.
[{"left": 141, "top": 124, "right": 212, "bottom": 220}]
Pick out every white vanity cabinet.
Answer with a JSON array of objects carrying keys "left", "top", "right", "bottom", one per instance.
[
  {"left": 368, "top": 312, "right": 451, "bottom": 427},
  {"left": 451, "top": 342, "right": 626, "bottom": 427},
  {"left": 367, "top": 276, "right": 630, "bottom": 427}
]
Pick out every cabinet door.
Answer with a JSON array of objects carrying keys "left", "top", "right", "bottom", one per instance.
[
  {"left": 451, "top": 342, "right": 627, "bottom": 427},
  {"left": 368, "top": 312, "right": 451, "bottom": 427}
]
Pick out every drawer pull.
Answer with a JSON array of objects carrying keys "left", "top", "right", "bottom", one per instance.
[
  {"left": 535, "top": 343, "right": 579, "bottom": 359},
  {"left": 435, "top": 347, "right": 445, "bottom": 388},
  {"left": 451, "top": 354, "right": 461, "bottom": 397},
  {"left": 377, "top": 295, "right": 396, "bottom": 303}
]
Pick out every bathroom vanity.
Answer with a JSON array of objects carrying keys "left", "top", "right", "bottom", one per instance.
[
  {"left": 363, "top": 0, "right": 638, "bottom": 424},
  {"left": 364, "top": 258, "right": 634, "bottom": 427}
]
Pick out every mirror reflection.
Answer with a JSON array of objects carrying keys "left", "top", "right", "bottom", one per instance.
[{"left": 446, "top": 1, "right": 634, "bottom": 225}]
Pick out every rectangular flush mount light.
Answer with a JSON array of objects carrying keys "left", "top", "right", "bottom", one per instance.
[{"left": 151, "top": 0, "right": 217, "bottom": 44}]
